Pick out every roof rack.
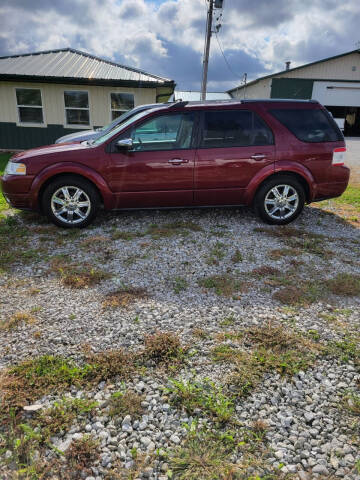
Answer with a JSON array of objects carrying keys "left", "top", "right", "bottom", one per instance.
[{"left": 167, "top": 100, "right": 188, "bottom": 109}]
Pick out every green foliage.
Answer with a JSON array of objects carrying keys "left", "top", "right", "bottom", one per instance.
[
  {"left": 173, "top": 276, "right": 188, "bottom": 294},
  {"left": 166, "top": 378, "right": 234, "bottom": 424}
]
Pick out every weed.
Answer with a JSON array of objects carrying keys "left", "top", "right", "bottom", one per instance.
[
  {"left": 206, "top": 241, "right": 227, "bottom": 265},
  {"left": 166, "top": 378, "right": 234, "bottom": 424},
  {"left": 173, "top": 276, "right": 188, "bottom": 294},
  {"left": 80, "top": 235, "right": 109, "bottom": 249},
  {"left": 273, "top": 281, "right": 324, "bottom": 305},
  {"left": 38, "top": 398, "right": 97, "bottom": 440},
  {"left": 220, "top": 315, "right": 236, "bottom": 327},
  {"left": 251, "top": 266, "right": 281, "bottom": 277},
  {"left": 198, "top": 274, "right": 248, "bottom": 297},
  {"left": 342, "top": 392, "right": 360, "bottom": 416},
  {"left": 112, "top": 230, "right": 144, "bottom": 241},
  {"left": 102, "top": 287, "right": 148, "bottom": 308},
  {"left": 143, "top": 331, "right": 185, "bottom": 365},
  {"left": 231, "top": 249, "right": 243, "bottom": 263},
  {"left": 109, "top": 390, "right": 144, "bottom": 418},
  {"left": 326, "top": 273, "right": 360, "bottom": 296},
  {"left": 146, "top": 221, "right": 202, "bottom": 238},
  {"left": 213, "top": 325, "right": 321, "bottom": 397},
  {"left": 1, "top": 311, "right": 36, "bottom": 330},
  {"left": 192, "top": 327, "right": 207, "bottom": 339},
  {"left": 168, "top": 427, "right": 240, "bottom": 480},
  {"left": 325, "top": 336, "right": 360, "bottom": 364},
  {"left": 268, "top": 248, "right": 301, "bottom": 260},
  {"left": 65, "top": 435, "right": 100, "bottom": 475},
  {"left": 51, "top": 258, "right": 110, "bottom": 288}
]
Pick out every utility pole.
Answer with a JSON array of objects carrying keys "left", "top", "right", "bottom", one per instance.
[{"left": 201, "top": 0, "right": 214, "bottom": 101}]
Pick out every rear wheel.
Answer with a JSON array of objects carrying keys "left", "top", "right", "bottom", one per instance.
[
  {"left": 254, "top": 175, "right": 305, "bottom": 225},
  {"left": 42, "top": 175, "right": 99, "bottom": 228}
]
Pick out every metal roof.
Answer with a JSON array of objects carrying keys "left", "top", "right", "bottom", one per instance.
[
  {"left": 0, "top": 48, "right": 172, "bottom": 85},
  {"left": 228, "top": 48, "right": 360, "bottom": 94}
]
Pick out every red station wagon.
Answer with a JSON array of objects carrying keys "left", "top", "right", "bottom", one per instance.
[{"left": 1, "top": 99, "right": 349, "bottom": 228}]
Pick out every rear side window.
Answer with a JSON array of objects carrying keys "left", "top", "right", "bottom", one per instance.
[
  {"left": 270, "top": 108, "right": 342, "bottom": 143},
  {"left": 201, "top": 110, "right": 273, "bottom": 148}
]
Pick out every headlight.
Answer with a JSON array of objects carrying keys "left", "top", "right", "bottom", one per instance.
[{"left": 4, "top": 161, "right": 27, "bottom": 176}]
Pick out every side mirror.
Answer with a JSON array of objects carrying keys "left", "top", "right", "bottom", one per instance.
[{"left": 116, "top": 138, "right": 133, "bottom": 149}]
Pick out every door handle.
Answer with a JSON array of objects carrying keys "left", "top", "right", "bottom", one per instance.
[
  {"left": 250, "top": 154, "right": 267, "bottom": 160},
  {"left": 168, "top": 158, "right": 189, "bottom": 165}
]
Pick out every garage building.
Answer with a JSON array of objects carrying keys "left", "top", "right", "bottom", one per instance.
[
  {"left": 0, "top": 48, "right": 175, "bottom": 150},
  {"left": 228, "top": 49, "right": 360, "bottom": 136}
]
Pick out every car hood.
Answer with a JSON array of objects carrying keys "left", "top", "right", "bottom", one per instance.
[
  {"left": 55, "top": 129, "right": 98, "bottom": 143},
  {"left": 12, "top": 142, "right": 90, "bottom": 161}
]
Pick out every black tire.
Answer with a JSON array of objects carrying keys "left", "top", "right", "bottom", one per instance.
[
  {"left": 42, "top": 175, "right": 99, "bottom": 228},
  {"left": 254, "top": 175, "right": 305, "bottom": 225}
]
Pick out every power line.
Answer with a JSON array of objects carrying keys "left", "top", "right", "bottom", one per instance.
[{"left": 214, "top": 31, "right": 243, "bottom": 81}]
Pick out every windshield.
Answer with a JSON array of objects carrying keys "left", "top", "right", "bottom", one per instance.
[
  {"left": 93, "top": 109, "right": 155, "bottom": 145},
  {"left": 97, "top": 110, "right": 131, "bottom": 132}
]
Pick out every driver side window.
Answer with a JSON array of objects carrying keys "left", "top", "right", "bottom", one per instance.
[{"left": 130, "top": 113, "right": 195, "bottom": 151}]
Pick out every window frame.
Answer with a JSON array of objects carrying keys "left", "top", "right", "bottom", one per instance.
[
  {"left": 14, "top": 87, "right": 46, "bottom": 127},
  {"left": 198, "top": 108, "right": 274, "bottom": 149},
  {"left": 109, "top": 92, "right": 135, "bottom": 122},
  {"left": 63, "top": 89, "right": 91, "bottom": 129}
]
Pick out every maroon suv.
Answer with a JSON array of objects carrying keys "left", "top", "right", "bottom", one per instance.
[{"left": 1, "top": 99, "right": 349, "bottom": 228}]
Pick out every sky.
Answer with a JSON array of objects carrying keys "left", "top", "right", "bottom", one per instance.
[{"left": 0, "top": 0, "right": 359, "bottom": 92}]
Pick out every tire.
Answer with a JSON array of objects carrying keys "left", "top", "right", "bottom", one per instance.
[
  {"left": 42, "top": 175, "right": 100, "bottom": 228},
  {"left": 254, "top": 175, "right": 305, "bottom": 225}
]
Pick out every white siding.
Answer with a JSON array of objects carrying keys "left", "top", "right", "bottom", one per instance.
[
  {"left": 0, "top": 81, "right": 157, "bottom": 126},
  {"left": 231, "top": 78, "right": 272, "bottom": 99}
]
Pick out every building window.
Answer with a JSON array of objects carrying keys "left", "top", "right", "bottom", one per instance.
[
  {"left": 16, "top": 88, "right": 44, "bottom": 124},
  {"left": 64, "top": 91, "right": 90, "bottom": 126},
  {"left": 110, "top": 93, "right": 134, "bottom": 120}
]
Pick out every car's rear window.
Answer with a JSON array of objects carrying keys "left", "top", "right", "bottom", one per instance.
[{"left": 269, "top": 108, "right": 343, "bottom": 143}]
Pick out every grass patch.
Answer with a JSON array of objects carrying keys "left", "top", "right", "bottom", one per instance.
[
  {"left": 108, "top": 390, "right": 144, "bottom": 418},
  {"left": 146, "top": 221, "right": 202, "bottom": 238},
  {"left": 80, "top": 235, "right": 109, "bottom": 249},
  {"left": 342, "top": 392, "right": 360, "bottom": 416},
  {"left": 213, "top": 324, "right": 322, "bottom": 397},
  {"left": 0, "top": 350, "right": 134, "bottom": 412},
  {"left": 143, "top": 331, "right": 186, "bottom": 365},
  {"left": 326, "top": 273, "right": 360, "bottom": 296},
  {"left": 102, "top": 287, "right": 148, "bottom": 308},
  {"left": 206, "top": 241, "right": 227, "bottom": 265},
  {"left": 0, "top": 311, "right": 37, "bottom": 330},
  {"left": 231, "top": 249, "right": 243, "bottom": 263},
  {"left": 111, "top": 230, "right": 144, "bottom": 241},
  {"left": 38, "top": 397, "right": 98, "bottom": 440},
  {"left": 65, "top": 435, "right": 100, "bottom": 476},
  {"left": 173, "top": 276, "right": 188, "bottom": 294},
  {"left": 51, "top": 258, "right": 110, "bottom": 288},
  {"left": 199, "top": 274, "right": 248, "bottom": 297},
  {"left": 166, "top": 378, "right": 234, "bottom": 424}
]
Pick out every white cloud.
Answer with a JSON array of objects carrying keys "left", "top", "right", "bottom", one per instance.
[{"left": 0, "top": 0, "right": 359, "bottom": 89}]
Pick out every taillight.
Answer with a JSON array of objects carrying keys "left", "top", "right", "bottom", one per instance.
[{"left": 332, "top": 147, "right": 346, "bottom": 166}]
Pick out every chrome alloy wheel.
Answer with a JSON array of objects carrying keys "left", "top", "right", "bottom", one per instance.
[
  {"left": 264, "top": 184, "right": 299, "bottom": 220},
  {"left": 51, "top": 186, "right": 91, "bottom": 225}
]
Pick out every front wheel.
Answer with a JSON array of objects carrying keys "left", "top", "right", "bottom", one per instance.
[
  {"left": 42, "top": 175, "right": 99, "bottom": 228},
  {"left": 254, "top": 175, "right": 305, "bottom": 225}
]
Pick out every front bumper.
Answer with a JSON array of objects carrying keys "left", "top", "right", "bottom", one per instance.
[{"left": 1, "top": 174, "right": 35, "bottom": 209}]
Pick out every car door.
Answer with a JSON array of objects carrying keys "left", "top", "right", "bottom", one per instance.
[
  {"left": 194, "top": 109, "right": 275, "bottom": 205},
  {"left": 106, "top": 111, "right": 197, "bottom": 208}
]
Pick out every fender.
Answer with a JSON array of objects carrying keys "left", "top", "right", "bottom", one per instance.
[
  {"left": 244, "top": 161, "right": 316, "bottom": 205},
  {"left": 30, "top": 162, "right": 114, "bottom": 210}
]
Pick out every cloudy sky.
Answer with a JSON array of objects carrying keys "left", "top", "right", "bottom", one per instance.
[{"left": 0, "top": 0, "right": 359, "bottom": 91}]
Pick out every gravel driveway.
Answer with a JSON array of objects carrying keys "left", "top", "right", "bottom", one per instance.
[{"left": 0, "top": 205, "right": 359, "bottom": 479}]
